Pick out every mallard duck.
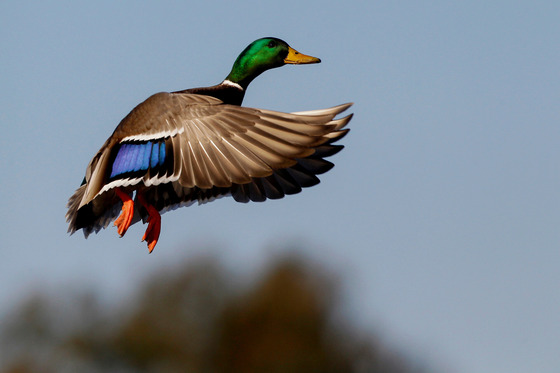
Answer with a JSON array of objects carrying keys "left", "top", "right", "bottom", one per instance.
[{"left": 67, "top": 37, "right": 353, "bottom": 252}]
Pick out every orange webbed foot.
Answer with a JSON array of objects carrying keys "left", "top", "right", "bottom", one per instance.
[
  {"left": 113, "top": 188, "right": 134, "bottom": 237},
  {"left": 138, "top": 193, "right": 161, "bottom": 253}
]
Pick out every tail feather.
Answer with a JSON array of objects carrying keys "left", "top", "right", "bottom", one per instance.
[{"left": 66, "top": 185, "right": 86, "bottom": 235}]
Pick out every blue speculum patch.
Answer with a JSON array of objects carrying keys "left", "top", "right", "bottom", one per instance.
[{"left": 110, "top": 141, "right": 166, "bottom": 178}]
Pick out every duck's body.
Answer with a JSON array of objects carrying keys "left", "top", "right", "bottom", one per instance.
[{"left": 67, "top": 38, "right": 353, "bottom": 252}]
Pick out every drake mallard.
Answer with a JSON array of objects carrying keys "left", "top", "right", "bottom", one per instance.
[{"left": 67, "top": 37, "right": 353, "bottom": 252}]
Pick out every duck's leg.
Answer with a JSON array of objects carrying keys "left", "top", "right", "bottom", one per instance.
[
  {"left": 113, "top": 188, "right": 134, "bottom": 237},
  {"left": 137, "top": 192, "right": 161, "bottom": 253}
]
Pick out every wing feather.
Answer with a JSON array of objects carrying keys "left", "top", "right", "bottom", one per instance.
[{"left": 67, "top": 91, "right": 353, "bottom": 235}]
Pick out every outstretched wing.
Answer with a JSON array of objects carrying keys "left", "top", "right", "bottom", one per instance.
[{"left": 67, "top": 92, "right": 352, "bottom": 236}]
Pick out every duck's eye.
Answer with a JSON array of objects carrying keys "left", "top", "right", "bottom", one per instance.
[{"left": 267, "top": 40, "right": 277, "bottom": 48}]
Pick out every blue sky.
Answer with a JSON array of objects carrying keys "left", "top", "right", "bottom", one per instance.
[{"left": 1, "top": 1, "right": 559, "bottom": 372}]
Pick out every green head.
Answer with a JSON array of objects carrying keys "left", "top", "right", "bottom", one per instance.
[{"left": 225, "top": 37, "right": 321, "bottom": 88}]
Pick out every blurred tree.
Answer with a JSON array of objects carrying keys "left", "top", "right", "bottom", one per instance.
[
  {"left": 215, "top": 258, "right": 345, "bottom": 372},
  {"left": 0, "top": 252, "right": 428, "bottom": 373}
]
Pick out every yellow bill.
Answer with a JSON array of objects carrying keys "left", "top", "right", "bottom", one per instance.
[{"left": 284, "top": 46, "right": 321, "bottom": 64}]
